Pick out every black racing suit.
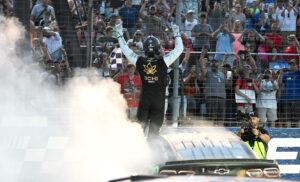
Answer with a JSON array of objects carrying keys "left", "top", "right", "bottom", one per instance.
[{"left": 135, "top": 55, "right": 168, "bottom": 136}]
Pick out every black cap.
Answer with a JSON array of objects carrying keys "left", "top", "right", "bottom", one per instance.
[
  {"left": 249, "top": 111, "right": 259, "bottom": 118},
  {"left": 223, "top": 64, "right": 232, "bottom": 71},
  {"left": 200, "top": 14, "right": 206, "bottom": 18}
]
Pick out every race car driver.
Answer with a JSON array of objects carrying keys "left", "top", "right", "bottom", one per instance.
[{"left": 116, "top": 23, "right": 183, "bottom": 137}]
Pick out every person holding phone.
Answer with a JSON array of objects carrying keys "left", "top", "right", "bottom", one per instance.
[
  {"left": 199, "top": 48, "right": 227, "bottom": 126},
  {"left": 256, "top": 69, "right": 279, "bottom": 127}
]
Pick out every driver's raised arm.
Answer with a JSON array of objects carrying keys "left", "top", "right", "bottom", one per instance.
[
  {"left": 164, "top": 24, "right": 184, "bottom": 67},
  {"left": 116, "top": 23, "right": 139, "bottom": 65}
]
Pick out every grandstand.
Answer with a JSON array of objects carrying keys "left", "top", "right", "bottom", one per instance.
[{"left": 3, "top": 0, "right": 300, "bottom": 128}]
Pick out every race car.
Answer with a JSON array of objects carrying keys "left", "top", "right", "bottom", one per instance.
[{"left": 149, "top": 127, "right": 280, "bottom": 179}]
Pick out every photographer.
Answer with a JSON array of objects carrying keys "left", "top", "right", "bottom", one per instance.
[{"left": 237, "top": 111, "right": 270, "bottom": 159}]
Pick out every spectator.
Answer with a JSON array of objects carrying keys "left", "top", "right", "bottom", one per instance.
[
  {"left": 212, "top": 22, "right": 235, "bottom": 66},
  {"left": 159, "top": 7, "right": 173, "bottom": 39},
  {"left": 232, "top": 20, "right": 245, "bottom": 58},
  {"left": 231, "top": 4, "right": 246, "bottom": 30},
  {"left": 32, "top": 37, "right": 51, "bottom": 62},
  {"left": 31, "top": 0, "right": 55, "bottom": 26},
  {"left": 97, "top": 26, "right": 119, "bottom": 55},
  {"left": 191, "top": 14, "right": 213, "bottom": 51},
  {"left": 278, "top": 59, "right": 300, "bottom": 127},
  {"left": 283, "top": 34, "right": 299, "bottom": 64},
  {"left": 221, "top": 54, "right": 236, "bottom": 124},
  {"left": 281, "top": 1, "right": 298, "bottom": 47},
  {"left": 206, "top": 0, "right": 229, "bottom": 31},
  {"left": 119, "top": 0, "right": 139, "bottom": 38},
  {"left": 127, "top": 30, "right": 144, "bottom": 53},
  {"left": 240, "top": 29, "right": 265, "bottom": 71},
  {"left": 0, "top": 0, "right": 13, "bottom": 17},
  {"left": 251, "top": 1, "right": 266, "bottom": 33},
  {"left": 38, "top": 10, "right": 52, "bottom": 27},
  {"left": 182, "top": 0, "right": 199, "bottom": 19},
  {"left": 263, "top": 5, "right": 279, "bottom": 33},
  {"left": 117, "top": 64, "right": 142, "bottom": 120},
  {"left": 184, "top": 65, "right": 200, "bottom": 116},
  {"left": 275, "top": 0, "right": 285, "bottom": 31},
  {"left": 243, "top": 6, "right": 255, "bottom": 29},
  {"left": 167, "top": 65, "right": 187, "bottom": 120},
  {"left": 140, "top": 0, "right": 165, "bottom": 39},
  {"left": 235, "top": 64, "right": 259, "bottom": 113},
  {"left": 256, "top": 69, "right": 279, "bottom": 127},
  {"left": 42, "top": 27, "right": 63, "bottom": 61},
  {"left": 236, "top": 111, "right": 270, "bottom": 159},
  {"left": 264, "top": 0, "right": 275, "bottom": 10},
  {"left": 40, "top": 64, "right": 60, "bottom": 86},
  {"left": 265, "top": 23, "right": 281, "bottom": 54},
  {"left": 181, "top": 10, "right": 197, "bottom": 40},
  {"left": 167, "top": 47, "right": 191, "bottom": 119},
  {"left": 199, "top": 49, "right": 227, "bottom": 126}
]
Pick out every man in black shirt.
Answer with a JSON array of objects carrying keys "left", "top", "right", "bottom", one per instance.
[
  {"left": 97, "top": 27, "right": 119, "bottom": 54},
  {"left": 116, "top": 23, "right": 183, "bottom": 137},
  {"left": 236, "top": 111, "right": 270, "bottom": 159}
]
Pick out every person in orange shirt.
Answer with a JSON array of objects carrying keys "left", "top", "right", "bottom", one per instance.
[
  {"left": 117, "top": 64, "right": 142, "bottom": 120},
  {"left": 184, "top": 66, "right": 199, "bottom": 116}
]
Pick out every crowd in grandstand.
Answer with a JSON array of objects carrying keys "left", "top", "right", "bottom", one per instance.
[{"left": 2, "top": 0, "right": 300, "bottom": 127}]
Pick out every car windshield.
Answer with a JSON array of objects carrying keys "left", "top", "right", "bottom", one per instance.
[{"left": 160, "top": 127, "right": 257, "bottom": 160}]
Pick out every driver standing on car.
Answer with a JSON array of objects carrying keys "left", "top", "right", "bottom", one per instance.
[
  {"left": 115, "top": 22, "right": 183, "bottom": 138},
  {"left": 236, "top": 111, "right": 270, "bottom": 159}
]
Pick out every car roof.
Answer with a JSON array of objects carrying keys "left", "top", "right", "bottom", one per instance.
[
  {"left": 110, "top": 175, "right": 290, "bottom": 182},
  {"left": 160, "top": 127, "right": 257, "bottom": 160}
]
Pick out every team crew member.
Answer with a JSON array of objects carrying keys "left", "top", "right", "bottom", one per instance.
[
  {"left": 116, "top": 23, "right": 183, "bottom": 137},
  {"left": 236, "top": 112, "right": 270, "bottom": 159}
]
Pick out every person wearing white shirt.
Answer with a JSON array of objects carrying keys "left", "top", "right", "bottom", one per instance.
[
  {"left": 281, "top": 2, "right": 298, "bottom": 48},
  {"left": 182, "top": 10, "right": 198, "bottom": 41},
  {"left": 256, "top": 70, "right": 279, "bottom": 127},
  {"left": 42, "top": 27, "right": 63, "bottom": 60}
]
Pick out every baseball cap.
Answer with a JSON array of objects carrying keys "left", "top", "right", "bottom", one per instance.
[
  {"left": 289, "top": 59, "right": 297, "bottom": 64},
  {"left": 159, "top": 7, "right": 165, "bottom": 12},
  {"left": 126, "top": 63, "right": 135, "bottom": 69},
  {"left": 264, "top": 69, "right": 271, "bottom": 74},
  {"left": 243, "top": 64, "right": 252, "bottom": 70},
  {"left": 249, "top": 111, "right": 259, "bottom": 118},
  {"left": 43, "top": 26, "right": 51, "bottom": 31},
  {"left": 187, "top": 10, "right": 194, "bottom": 14},
  {"left": 199, "top": 13, "right": 206, "bottom": 18},
  {"left": 223, "top": 64, "right": 232, "bottom": 71}
]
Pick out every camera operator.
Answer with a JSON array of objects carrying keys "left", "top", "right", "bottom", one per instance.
[{"left": 236, "top": 111, "right": 270, "bottom": 159}]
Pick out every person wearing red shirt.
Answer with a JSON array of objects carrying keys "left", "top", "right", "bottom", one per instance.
[
  {"left": 235, "top": 64, "right": 259, "bottom": 114},
  {"left": 169, "top": 32, "right": 194, "bottom": 60},
  {"left": 283, "top": 35, "right": 299, "bottom": 64},
  {"left": 117, "top": 64, "right": 142, "bottom": 120},
  {"left": 264, "top": 23, "right": 282, "bottom": 61}
]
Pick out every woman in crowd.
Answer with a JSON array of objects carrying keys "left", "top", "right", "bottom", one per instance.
[
  {"left": 127, "top": 30, "right": 144, "bottom": 53},
  {"left": 232, "top": 20, "right": 245, "bottom": 58}
]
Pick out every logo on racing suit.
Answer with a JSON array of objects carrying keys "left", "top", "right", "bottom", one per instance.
[
  {"left": 143, "top": 63, "right": 157, "bottom": 75},
  {"left": 143, "top": 63, "right": 158, "bottom": 82}
]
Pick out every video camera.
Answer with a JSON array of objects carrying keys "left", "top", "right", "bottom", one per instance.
[{"left": 237, "top": 111, "right": 254, "bottom": 130}]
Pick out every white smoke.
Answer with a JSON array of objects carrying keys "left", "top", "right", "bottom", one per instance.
[{"left": 0, "top": 16, "right": 153, "bottom": 182}]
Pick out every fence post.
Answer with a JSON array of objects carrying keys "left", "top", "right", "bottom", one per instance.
[
  {"left": 86, "top": 0, "right": 94, "bottom": 67},
  {"left": 172, "top": 0, "right": 182, "bottom": 127}
]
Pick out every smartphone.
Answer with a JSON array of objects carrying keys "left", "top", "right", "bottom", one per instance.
[{"left": 227, "top": 71, "right": 232, "bottom": 79}]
